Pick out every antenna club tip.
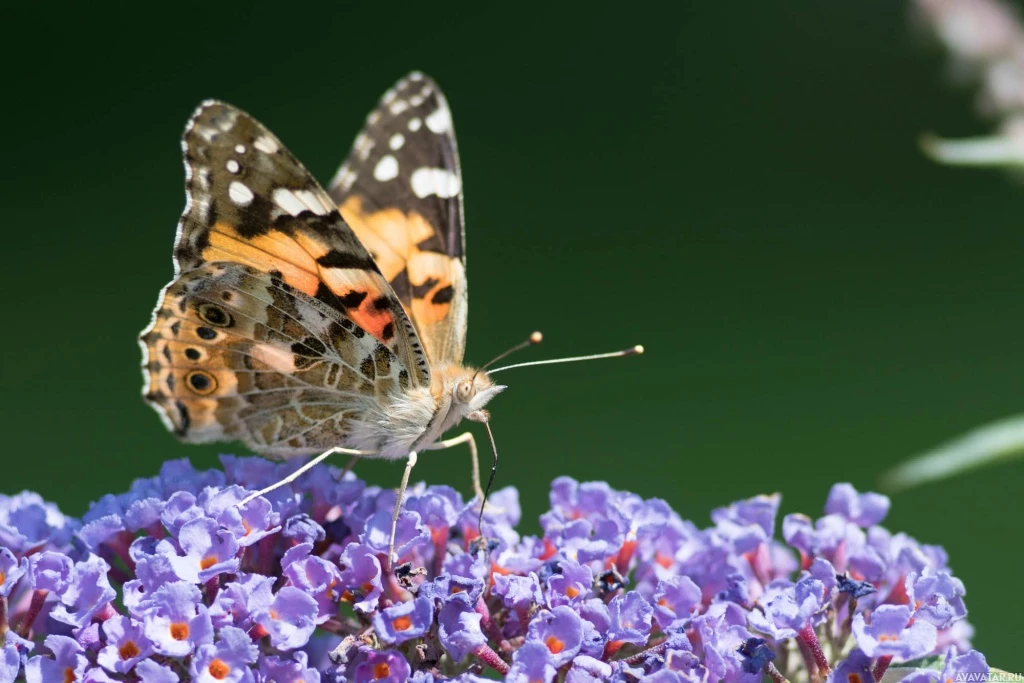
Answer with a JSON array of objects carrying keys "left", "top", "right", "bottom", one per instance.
[
  {"left": 529, "top": 331, "right": 543, "bottom": 344},
  {"left": 632, "top": 344, "right": 645, "bottom": 355}
]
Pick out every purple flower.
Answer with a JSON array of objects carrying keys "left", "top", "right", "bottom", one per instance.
[
  {"left": 372, "top": 596, "right": 434, "bottom": 645},
  {"left": 852, "top": 604, "right": 938, "bottom": 660},
  {"left": 282, "top": 514, "right": 326, "bottom": 545},
  {"left": 351, "top": 648, "right": 411, "bottom": 683},
  {"left": 169, "top": 517, "right": 241, "bottom": 583},
  {"left": 0, "top": 547, "right": 27, "bottom": 598},
  {"left": 361, "top": 508, "right": 429, "bottom": 560},
  {"left": 493, "top": 571, "right": 543, "bottom": 611},
  {"left": 906, "top": 569, "right": 967, "bottom": 629},
  {"left": 825, "top": 483, "right": 890, "bottom": 527},
  {"left": 28, "top": 550, "right": 74, "bottom": 594},
  {"left": 507, "top": 641, "right": 556, "bottom": 683},
  {"left": 527, "top": 606, "right": 584, "bottom": 667},
  {"left": 565, "top": 655, "right": 612, "bottom": 683},
  {"left": 282, "top": 544, "right": 343, "bottom": 622},
  {"left": 339, "top": 543, "right": 384, "bottom": 613},
  {"left": 652, "top": 575, "right": 702, "bottom": 630},
  {"left": 190, "top": 626, "right": 258, "bottom": 683},
  {"left": 607, "top": 591, "right": 653, "bottom": 646},
  {"left": 97, "top": 615, "right": 152, "bottom": 673},
  {"left": 258, "top": 652, "right": 322, "bottom": 683},
  {"left": 161, "top": 491, "right": 205, "bottom": 536},
  {"left": 901, "top": 646, "right": 989, "bottom": 683},
  {"left": 135, "top": 658, "right": 181, "bottom": 683},
  {"left": 438, "top": 600, "right": 486, "bottom": 661},
  {"left": 710, "top": 493, "right": 780, "bottom": 554},
  {"left": 0, "top": 492, "right": 76, "bottom": 553},
  {"left": 830, "top": 648, "right": 873, "bottom": 683},
  {"left": 24, "top": 636, "right": 87, "bottom": 683},
  {"left": 254, "top": 586, "right": 318, "bottom": 650},
  {"left": 51, "top": 554, "right": 117, "bottom": 628},
  {"left": 140, "top": 581, "right": 214, "bottom": 657},
  {"left": 1, "top": 644, "right": 20, "bottom": 683},
  {"left": 546, "top": 560, "right": 593, "bottom": 608},
  {"left": 748, "top": 574, "right": 826, "bottom": 640},
  {"left": 219, "top": 495, "right": 280, "bottom": 546}
]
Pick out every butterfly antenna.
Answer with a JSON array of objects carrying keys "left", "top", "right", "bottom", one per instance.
[
  {"left": 473, "top": 331, "right": 544, "bottom": 381},
  {"left": 488, "top": 344, "right": 644, "bottom": 375},
  {"left": 478, "top": 419, "right": 501, "bottom": 536}
]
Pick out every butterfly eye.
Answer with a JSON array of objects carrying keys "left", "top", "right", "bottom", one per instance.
[
  {"left": 455, "top": 379, "right": 474, "bottom": 403},
  {"left": 197, "top": 303, "right": 233, "bottom": 327},
  {"left": 185, "top": 370, "right": 218, "bottom": 396}
]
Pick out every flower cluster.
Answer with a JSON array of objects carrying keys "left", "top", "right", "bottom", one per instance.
[{"left": 0, "top": 456, "right": 990, "bottom": 682}]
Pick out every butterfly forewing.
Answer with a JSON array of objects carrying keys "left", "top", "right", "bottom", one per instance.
[
  {"left": 328, "top": 72, "right": 469, "bottom": 366},
  {"left": 142, "top": 100, "right": 435, "bottom": 457}
]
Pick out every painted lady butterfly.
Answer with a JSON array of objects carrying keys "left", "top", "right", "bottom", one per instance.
[{"left": 140, "top": 72, "right": 641, "bottom": 565}]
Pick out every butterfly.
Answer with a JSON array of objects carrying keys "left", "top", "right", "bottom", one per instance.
[{"left": 140, "top": 72, "right": 641, "bottom": 566}]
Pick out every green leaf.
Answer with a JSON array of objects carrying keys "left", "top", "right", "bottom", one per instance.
[{"left": 880, "top": 414, "right": 1024, "bottom": 493}]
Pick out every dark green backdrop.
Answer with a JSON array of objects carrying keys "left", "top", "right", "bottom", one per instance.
[{"left": 3, "top": 0, "right": 1021, "bottom": 666}]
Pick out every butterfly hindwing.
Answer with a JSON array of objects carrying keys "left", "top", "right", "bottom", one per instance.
[
  {"left": 142, "top": 263, "right": 413, "bottom": 457},
  {"left": 328, "top": 72, "right": 469, "bottom": 366},
  {"left": 169, "top": 101, "right": 429, "bottom": 387}
]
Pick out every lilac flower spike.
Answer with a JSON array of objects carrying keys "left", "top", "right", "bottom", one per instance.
[{"left": 0, "top": 457, "right": 993, "bottom": 681}]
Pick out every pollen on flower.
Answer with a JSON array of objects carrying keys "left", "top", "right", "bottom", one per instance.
[
  {"left": 846, "top": 675, "right": 864, "bottom": 683},
  {"left": 63, "top": 668, "right": 76, "bottom": 683},
  {"left": 119, "top": 640, "right": 141, "bottom": 660},
  {"left": 565, "top": 586, "right": 579, "bottom": 598},
  {"left": 393, "top": 615, "right": 413, "bottom": 631},
  {"left": 879, "top": 634, "right": 899, "bottom": 642},
  {"left": 169, "top": 622, "right": 190, "bottom": 640},
  {"left": 373, "top": 662, "right": 391, "bottom": 679},
  {"left": 200, "top": 555, "right": 218, "bottom": 570},
  {"left": 545, "top": 635, "right": 565, "bottom": 654},
  {"left": 0, "top": 571, "right": 5, "bottom": 586},
  {"left": 208, "top": 658, "right": 231, "bottom": 679}
]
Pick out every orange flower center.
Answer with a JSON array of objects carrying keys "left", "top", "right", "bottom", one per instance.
[
  {"left": 118, "top": 641, "right": 141, "bottom": 660},
  {"left": 545, "top": 635, "right": 565, "bottom": 654},
  {"left": 565, "top": 586, "right": 579, "bottom": 599},
  {"left": 242, "top": 519, "right": 253, "bottom": 535},
  {"left": 208, "top": 658, "right": 231, "bottom": 679},
  {"left": 393, "top": 615, "right": 413, "bottom": 631},
  {"left": 169, "top": 622, "right": 190, "bottom": 640},
  {"left": 63, "top": 668, "right": 77, "bottom": 683},
  {"left": 200, "top": 555, "right": 218, "bottom": 570},
  {"left": 0, "top": 571, "right": 6, "bottom": 587},
  {"left": 846, "top": 674, "right": 863, "bottom": 683},
  {"left": 878, "top": 634, "right": 898, "bottom": 642},
  {"left": 373, "top": 662, "right": 391, "bottom": 679},
  {"left": 657, "top": 598, "right": 669, "bottom": 607}
]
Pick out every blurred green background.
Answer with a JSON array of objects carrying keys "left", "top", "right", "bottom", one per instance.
[{"left": 2, "top": 0, "right": 1021, "bottom": 665}]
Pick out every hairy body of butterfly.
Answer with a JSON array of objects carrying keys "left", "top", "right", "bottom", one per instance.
[{"left": 141, "top": 73, "right": 501, "bottom": 515}]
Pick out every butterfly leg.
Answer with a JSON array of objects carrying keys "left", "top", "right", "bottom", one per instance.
[
  {"left": 237, "top": 446, "right": 376, "bottom": 507},
  {"left": 426, "top": 431, "right": 484, "bottom": 504},
  {"left": 388, "top": 450, "right": 418, "bottom": 571}
]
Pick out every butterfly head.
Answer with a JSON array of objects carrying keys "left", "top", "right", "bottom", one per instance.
[{"left": 453, "top": 372, "right": 506, "bottom": 422}]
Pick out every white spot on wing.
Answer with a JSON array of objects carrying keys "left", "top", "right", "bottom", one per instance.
[
  {"left": 226, "top": 159, "right": 240, "bottom": 174},
  {"left": 354, "top": 134, "right": 375, "bottom": 161},
  {"left": 382, "top": 88, "right": 397, "bottom": 104},
  {"left": 389, "top": 100, "right": 409, "bottom": 115},
  {"left": 374, "top": 155, "right": 399, "bottom": 182},
  {"left": 294, "top": 189, "right": 332, "bottom": 215},
  {"left": 254, "top": 135, "right": 279, "bottom": 154},
  {"left": 409, "top": 71, "right": 424, "bottom": 81},
  {"left": 410, "top": 167, "right": 460, "bottom": 199},
  {"left": 273, "top": 187, "right": 314, "bottom": 216},
  {"left": 408, "top": 118, "right": 422, "bottom": 132},
  {"left": 367, "top": 110, "right": 382, "bottom": 125},
  {"left": 235, "top": 144, "right": 246, "bottom": 154},
  {"left": 426, "top": 106, "right": 451, "bottom": 134},
  {"left": 330, "top": 165, "right": 358, "bottom": 193},
  {"left": 228, "top": 181, "right": 254, "bottom": 205},
  {"left": 409, "top": 94, "right": 424, "bottom": 107},
  {"left": 389, "top": 133, "right": 405, "bottom": 150}
]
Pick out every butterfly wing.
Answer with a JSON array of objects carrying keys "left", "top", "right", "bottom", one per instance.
[
  {"left": 327, "top": 72, "right": 468, "bottom": 366},
  {"left": 141, "top": 101, "right": 431, "bottom": 457}
]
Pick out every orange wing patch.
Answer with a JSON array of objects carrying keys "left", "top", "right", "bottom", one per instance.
[
  {"left": 340, "top": 195, "right": 464, "bottom": 362},
  {"left": 201, "top": 220, "right": 400, "bottom": 346}
]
